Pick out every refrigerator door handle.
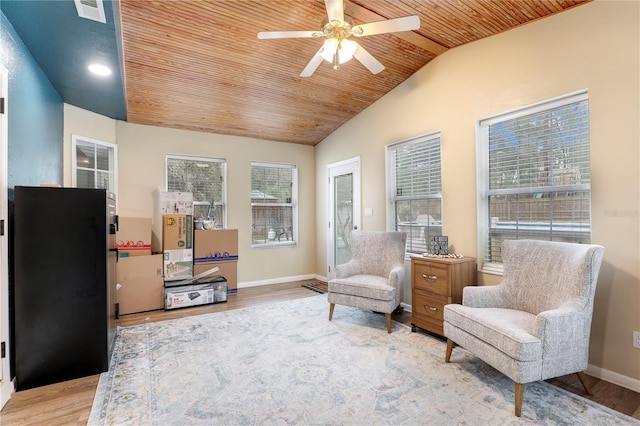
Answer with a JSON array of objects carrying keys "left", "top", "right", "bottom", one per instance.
[{"left": 109, "top": 247, "right": 119, "bottom": 262}]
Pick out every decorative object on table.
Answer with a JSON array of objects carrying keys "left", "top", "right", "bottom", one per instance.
[
  {"left": 422, "top": 253, "right": 464, "bottom": 259},
  {"left": 427, "top": 235, "right": 449, "bottom": 255}
]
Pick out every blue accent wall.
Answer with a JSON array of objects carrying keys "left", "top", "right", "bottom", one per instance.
[{"left": 0, "top": 11, "right": 63, "bottom": 190}]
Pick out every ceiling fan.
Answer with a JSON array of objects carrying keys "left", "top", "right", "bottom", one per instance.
[{"left": 257, "top": 0, "right": 420, "bottom": 77}]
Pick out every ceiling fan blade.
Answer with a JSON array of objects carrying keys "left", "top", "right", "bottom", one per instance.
[
  {"left": 300, "top": 48, "right": 325, "bottom": 77},
  {"left": 257, "top": 30, "right": 319, "bottom": 39},
  {"left": 353, "top": 43, "right": 385, "bottom": 74},
  {"left": 352, "top": 15, "right": 420, "bottom": 37},
  {"left": 325, "top": 0, "right": 344, "bottom": 23}
]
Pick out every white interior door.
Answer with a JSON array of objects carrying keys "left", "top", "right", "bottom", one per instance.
[
  {"left": 327, "top": 157, "right": 360, "bottom": 280},
  {"left": 0, "top": 64, "right": 12, "bottom": 408}
]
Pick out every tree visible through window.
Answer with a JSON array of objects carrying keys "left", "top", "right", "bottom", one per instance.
[
  {"left": 477, "top": 91, "right": 591, "bottom": 271},
  {"left": 166, "top": 155, "right": 226, "bottom": 227},
  {"left": 251, "top": 162, "right": 297, "bottom": 246}
]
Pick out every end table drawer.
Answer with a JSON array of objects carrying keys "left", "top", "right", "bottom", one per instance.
[
  {"left": 412, "top": 291, "right": 446, "bottom": 322},
  {"left": 413, "top": 261, "right": 450, "bottom": 296}
]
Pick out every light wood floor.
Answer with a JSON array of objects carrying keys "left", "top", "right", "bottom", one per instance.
[{"left": 1, "top": 280, "right": 638, "bottom": 425}]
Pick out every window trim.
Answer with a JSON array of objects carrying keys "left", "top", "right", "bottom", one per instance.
[
  {"left": 385, "top": 131, "right": 442, "bottom": 256},
  {"left": 71, "top": 134, "right": 118, "bottom": 195},
  {"left": 165, "top": 154, "right": 227, "bottom": 227},
  {"left": 476, "top": 90, "right": 590, "bottom": 274},
  {"left": 250, "top": 161, "right": 298, "bottom": 248}
]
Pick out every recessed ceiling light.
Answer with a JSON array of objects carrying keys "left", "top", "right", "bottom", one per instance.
[{"left": 88, "top": 64, "right": 112, "bottom": 77}]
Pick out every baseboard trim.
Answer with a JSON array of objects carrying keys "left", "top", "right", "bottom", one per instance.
[
  {"left": 587, "top": 364, "right": 640, "bottom": 393},
  {"left": 0, "top": 377, "right": 15, "bottom": 410},
  {"left": 238, "top": 274, "right": 324, "bottom": 289}
]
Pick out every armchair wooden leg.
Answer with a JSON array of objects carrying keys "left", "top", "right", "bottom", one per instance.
[
  {"left": 577, "top": 371, "right": 593, "bottom": 396},
  {"left": 385, "top": 313, "right": 392, "bottom": 334},
  {"left": 445, "top": 339, "right": 455, "bottom": 363},
  {"left": 329, "top": 303, "right": 335, "bottom": 321},
  {"left": 514, "top": 383, "right": 525, "bottom": 417}
]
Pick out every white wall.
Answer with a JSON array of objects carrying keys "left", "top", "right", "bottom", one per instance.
[{"left": 315, "top": 0, "right": 640, "bottom": 384}]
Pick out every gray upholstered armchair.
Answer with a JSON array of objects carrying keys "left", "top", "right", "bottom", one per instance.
[
  {"left": 328, "top": 230, "right": 407, "bottom": 333},
  {"left": 443, "top": 239, "right": 605, "bottom": 417}
]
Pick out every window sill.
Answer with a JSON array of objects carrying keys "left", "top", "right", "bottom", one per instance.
[
  {"left": 252, "top": 241, "right": 296, "bottom": 249},
  {"left": 480, "top": 262, "right": 504, "bottom": 276}
]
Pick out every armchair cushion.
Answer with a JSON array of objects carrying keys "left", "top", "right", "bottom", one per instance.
[
  {"left": 329, "top": 274, "right": 396, "bottom": 300},
  {"left": 444, "top": 306, "right": 541, "bottom": 362}
]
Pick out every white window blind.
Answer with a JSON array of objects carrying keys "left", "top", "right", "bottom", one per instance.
[
  {"left": 477, "top": 91, "right": 591, "bottom": 271},
  {"left": 166, "top": 155, "right": 226, "bottom": 227},
  {"left": 72, "top": 135, "right": 117, "bottom": 194},
  {"left": 387, "top": 132, "right": 442, "bottom": 254},
  {"left": 251, "top": 162, "right": 297, "bottom": 247}
]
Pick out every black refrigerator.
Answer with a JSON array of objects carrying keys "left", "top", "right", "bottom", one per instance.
[{"left": 12, "top": 186, "right": 117, "bottom": 390}]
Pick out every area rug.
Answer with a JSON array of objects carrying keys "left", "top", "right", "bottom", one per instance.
[
  {"left": 89, "top": 295, "right": 638, "bottom": 425},
  {"left": 302, "top": 280, "right": 328, "bottom": 294}
]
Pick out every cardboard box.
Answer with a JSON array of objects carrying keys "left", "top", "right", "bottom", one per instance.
[
  {"left": 163, "top": 249, "right": 193, "bottom": 281},
  {"left": 193, "top": 229, "right": 238, "bottom": 260},
  {"left": 159, "top": 192, "right": 193, "bottom": 215},
  {"left": 116, "top": 254, "right": 164, "bottom": 315},
  {"left": 164, "top": 277, "right": 227, "bottom": 310},
  {"left": 117, "top": 217, "right": 152, "bottom": 256},
  {"left": 194, "top": 260, "right": 237, "bottom": 294},
  {"left": 163, "top": 214, "right": 193, "bottom": 250}
]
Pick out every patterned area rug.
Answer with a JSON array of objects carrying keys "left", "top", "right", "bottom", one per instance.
[
  {"left": 301, "top": 280, "right": 328, "bottom": 294},
  {"left": 89, "top": 295, "right": 638, "bottom": 425}
]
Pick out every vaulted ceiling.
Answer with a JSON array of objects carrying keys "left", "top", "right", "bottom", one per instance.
[{"left": 2, "top": 0, "right": 591, "bottom": 146}]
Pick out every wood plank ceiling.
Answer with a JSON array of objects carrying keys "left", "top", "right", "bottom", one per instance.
[{"left": 119, "top": 0, "right": 591, "bottom": 146}]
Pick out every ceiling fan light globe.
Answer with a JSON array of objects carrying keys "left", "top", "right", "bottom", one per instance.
[
  {"left": 338, "top": 39, "right": 357, "bottom": 64},
  {"left": 320, "top": 38, "right": 339, "bottom": 62}
]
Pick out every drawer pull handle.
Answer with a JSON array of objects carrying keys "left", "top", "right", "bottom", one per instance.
[
  {"left": 424, "top": 305, "right": 437, "bottom": 312},
  {"left": 422, "top": 274, "right": 438, "bottom": 280}
]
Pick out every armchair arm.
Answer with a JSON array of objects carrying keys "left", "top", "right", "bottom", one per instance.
[
  {"left": 533, "top": 302, "right": 592, "bottom": 376},
  {"left": 335, "top": 260, "right": 360, "bottom": 279},
  {"left": 533, "top": 302, "right": 588, "bottom": 341},
  {"left": 462, "top": 284, "right": 510, "bottom": 308},
  {"left": 388, "top": 266, "right": 404, "bottom": 289}
]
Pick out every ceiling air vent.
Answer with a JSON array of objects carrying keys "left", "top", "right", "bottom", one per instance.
[{"left": 74, "top": 0, "right": 106, "bottom": 23}]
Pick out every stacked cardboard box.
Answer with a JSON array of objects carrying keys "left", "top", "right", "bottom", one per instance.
[
  {"left": 117, "top": 254, "right": 164, "bottom": 314},
  {"left": 165, "top": 275, "right": 227, "bottom": 310},
  {"left": 116, "top": 217, "right": 152, "bottom": 257},
  {"left": 193, "top": 229, "right": 238, "bottom": 293},
  {"left": 160, "top": 192, "right": 194, "bottom": 282},
  {"left": 163, "top": 214, "right": 193, "bottom": 281},
  {"left": 116, "top": 218, "right": 164, "bottom": 314}
]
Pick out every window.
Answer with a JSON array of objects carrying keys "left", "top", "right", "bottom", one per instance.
[
  {"left": 477, "top": 91, "right": 591, "bottom": 273},
  {"left": 251, "top": 162, "right": 297, "bottom": 247},
  {"left": 72, "top": 135, "right": 117, "bottom": 194},
  {"left": 386, "top": 132, "right": 442, "bottom": 254},
  {"left": 166, "top": 155, "right": 226, "bottom": 227}
]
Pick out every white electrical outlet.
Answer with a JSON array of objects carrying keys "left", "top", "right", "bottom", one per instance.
[{"left": 634, "top": 331, "right": 640, "bottom": 349}]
